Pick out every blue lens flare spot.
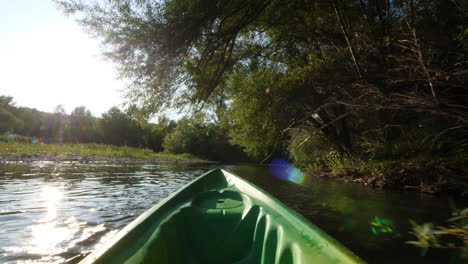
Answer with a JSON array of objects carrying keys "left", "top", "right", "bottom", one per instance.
[
  {"left": 269, "top": 159, "right": 305, "bottom": 184},
  {"left": 6, "top": 134, "right": 14, "bottom": 142}
]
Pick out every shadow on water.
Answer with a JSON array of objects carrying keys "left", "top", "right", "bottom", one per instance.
[{"left": 0, "top": 162, "right": 466, "bottom": 263}]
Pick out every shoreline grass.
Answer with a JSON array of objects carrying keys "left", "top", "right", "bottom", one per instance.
[
  {"left": 301, "top": 154, "right": 467, "bottom": 196},
  {"left": 0, "top": 142, "right": 201, "bottom": 160}
]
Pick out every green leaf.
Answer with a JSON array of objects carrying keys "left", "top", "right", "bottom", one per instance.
[{"left": 406, "top": 241, "right": 426, "bottom": 247}]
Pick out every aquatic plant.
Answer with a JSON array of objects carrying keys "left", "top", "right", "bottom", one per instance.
[{"left": 407, "top": 206, "right": 468, "bottom": 258}]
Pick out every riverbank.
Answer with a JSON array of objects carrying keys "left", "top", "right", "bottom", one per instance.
[
  {"left": 306, "top": 157, "right": 468, "bottom": 196},
  {"left": 0, "top": 142, "right": 210, "bottom": 163}
]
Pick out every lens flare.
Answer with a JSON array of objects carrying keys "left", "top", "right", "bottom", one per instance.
[
  {"left": 269, "top": 159, "right": 305, "bottom": 184},
  {"left": 369, "top": 216, "right": 400, "bottom": 238}
]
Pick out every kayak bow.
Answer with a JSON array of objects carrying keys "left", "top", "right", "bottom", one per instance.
[{"left": 80, "top": 168, "right": 365, "bottom": 264}]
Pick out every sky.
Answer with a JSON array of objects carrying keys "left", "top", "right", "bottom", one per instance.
[{"left": 0, "top": 0, "right": 125, "bottom": 117}]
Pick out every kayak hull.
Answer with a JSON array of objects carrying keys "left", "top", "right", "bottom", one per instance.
[{"left": 79, "top": 168, "right": 365, "bottom": 264}]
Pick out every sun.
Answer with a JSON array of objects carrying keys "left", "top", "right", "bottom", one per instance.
[{"left": 0, "top": 19, "right": 124, "bottom": 115}]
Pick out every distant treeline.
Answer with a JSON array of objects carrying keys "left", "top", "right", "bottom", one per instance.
[{"left": 0, "top": 95, "right": 247, "bottom": 162}]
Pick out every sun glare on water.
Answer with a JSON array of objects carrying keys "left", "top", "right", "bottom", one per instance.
[
  {"left": 41, "top": 186, "right": 63, "bottom": 202},
  {"left": 40, "top": 186, "right": 63, "bottom": 221},
  {"left": 28, "top": 186, "right": 69, "bottom": 255}
]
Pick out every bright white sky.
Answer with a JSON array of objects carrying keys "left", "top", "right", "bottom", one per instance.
[{"left": 0, "top": 0, "right": 125, "bottom": 117}]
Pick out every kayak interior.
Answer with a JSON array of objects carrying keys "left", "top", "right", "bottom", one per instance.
[{"left": 80, "top": 168, "right": 364, "bottom": 264}]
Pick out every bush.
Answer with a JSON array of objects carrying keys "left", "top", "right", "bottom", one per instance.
[
  {"left": 0, "top": 134, "right": 32, "bottom": 143},
  {"left": 163, "top": 116, "right": 248, "bottom": 161}
]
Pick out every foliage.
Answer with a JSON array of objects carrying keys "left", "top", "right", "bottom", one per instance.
[
  {"left": 55, "top": 0, "right": 467, "bottom": 165},
  {"left": 0, "top": 141, "right": 200, "bottom": 160},
  {"left": 288, "top": 128, "right": 330, "bottom": 165},
  {"left": 0, "top": 95, "right": 247, "bottom": 161},
  {"left": 407, "top": 206, "right": 468, "bottom": 258},
  {"left": 139, "top": 115, "right": 177, "bottom": 152},
  {"left": 70, "top": 106, "right": 100, "bottom": 143},
  {"left": 224, "top": 68, "right": 295, "bottom": 159},
  {"left": 0, "top": 108, "right": 22, "bottom": 133},
  {"left": 0, "top": 96, "right": 172, "bottom": 150},
  {"left": 0, "top": 134, "right": 32, "bottom": 144},
  {"left": 163, "top": 115, "right": 248, "bottom": 161},
  {"left": 100, "top": 107, "right": 143, "bottom": 146},
  {"left": 302, "top": 148, "right": 385, "bottom": 179},
  {"left": 369, "top": 116, "right": 468, "bottom": 160}
]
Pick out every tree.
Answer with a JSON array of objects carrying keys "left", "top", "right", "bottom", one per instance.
[
  {"left": 70, "top": 106, "right": 99, "bottom": 143},
  {"left": 138, "top": 115, "right": 177, "bottom": 152},
  {"left": 41, "top": 105, "right": 68, "bottom": 143},
  {"left": 56, "top": 0, "right": 467, "bottom": 159},
  {"left": 0, "top": 96, "right": 15, "bottom": 111},
  {"left": 0, "top": 108, "right": 21, "bottom": 133},
  {"left": 14, "top": 107, "right": 42, "bottom": 136},
  {"left": 100, "top": 107, "right": 142, "bottom": 146},
  {"left": 163, "top": 114, "right": 247, "bottom": 161},
  {"left": 0, "top": 96, "right": 24, "bottom": 134},
  {"left": 163, "top": 115, "right": 211, "bottom": 156}
]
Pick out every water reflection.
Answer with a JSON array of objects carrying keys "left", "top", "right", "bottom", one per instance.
[
  {"left": 27, "top": 186, "right": 68, "bottom": 257},
  {"left": 4, "top": 186, "right": 68, "bottom": 263},
  {"left": 233, "top": 165, "right": 466, "bottom": 263},
  {"left": 40, "top": 186, "right": 62, "bottom": 220}
]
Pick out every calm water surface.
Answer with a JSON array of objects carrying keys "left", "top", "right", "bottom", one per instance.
[{"left": 0, "top": 161, "right": 465, "bottom": 263}]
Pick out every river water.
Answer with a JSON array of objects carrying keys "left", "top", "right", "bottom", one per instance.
[{"left": 0, "top": 161, "right": 465, "bottom": 263}]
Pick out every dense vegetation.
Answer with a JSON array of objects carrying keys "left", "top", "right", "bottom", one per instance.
[
  {"left": 54, "top": 0, "right": 466, "bottom": 172},
  {"left": 0, "top": 95, "right": 246, "bottom": 161},
  {"left": 0, "top": 141, "right": 198, "bottom": 160}
]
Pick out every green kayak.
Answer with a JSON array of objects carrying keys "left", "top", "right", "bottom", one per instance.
[{"left": 80, "top": 169, "right": 365, "bottom": 264}]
